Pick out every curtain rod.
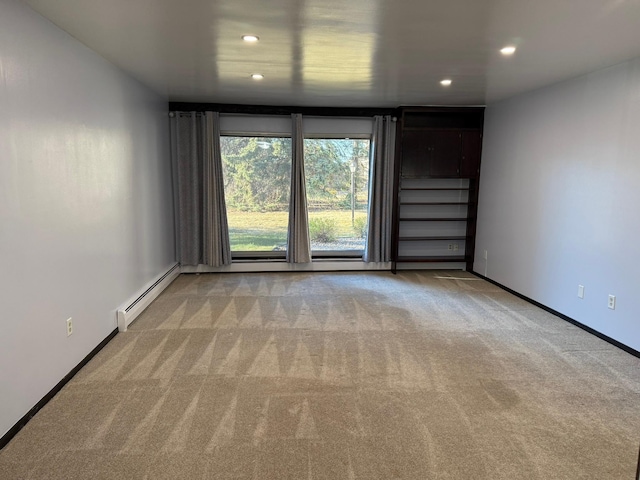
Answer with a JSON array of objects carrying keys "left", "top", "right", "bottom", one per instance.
[{"left": 168, "top": 102, "right": 398, "bottom": 118}]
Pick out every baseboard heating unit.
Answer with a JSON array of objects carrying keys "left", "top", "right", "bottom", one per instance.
[{"left": 116, "top": 263, "right": 180, "bottom": 332}]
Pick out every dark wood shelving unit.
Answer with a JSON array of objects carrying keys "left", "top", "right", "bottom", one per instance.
[
  {"left": 399, "top": 217, "right": 469, "bottom": 221},
  {"left": 400, "top": 202, "right": 470, "bottom": 206},
  {"left": 396, "top": 256, "right": 467, "bottom": 262},
  {"left": 391, "top": 107, "right": 484, "bottom": 272},
  {"left": 398, "top": 236, "right": 469, "bottom": 241},
  {"left": 402, "top": 187, "right": 471, "bottom": 191}
]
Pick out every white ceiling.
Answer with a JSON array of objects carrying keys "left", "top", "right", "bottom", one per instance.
[{"left": 24, "top": 0, "right": 640, "bottom": 107}]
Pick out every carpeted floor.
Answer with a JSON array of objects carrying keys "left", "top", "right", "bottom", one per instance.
[{"left": 1, "top": 271, "right": 639, "bottom": 479}]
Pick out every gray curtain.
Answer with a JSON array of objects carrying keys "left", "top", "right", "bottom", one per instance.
[
  {"left": 286, "top": 114, "right": 312, "bottom": 263},
  {"left": 364, "top": 115, "right": 395, "bottom": 262},
  {"left": 170, "top": 111, "right": 231, "bottom": 266}
]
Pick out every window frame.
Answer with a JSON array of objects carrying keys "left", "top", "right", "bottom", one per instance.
[
  {"left": 220, "top": 133, "right": 292, "bottom": 259},
  {"left": 303, "top": 134, "right": 372, "bottom": 258},
  {"left": 219, "top": 113, "right": 374, "bottom": 261}
]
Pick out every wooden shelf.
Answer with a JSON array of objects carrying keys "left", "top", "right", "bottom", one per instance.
[
  {"left": 400, "top": 202, "right": 470, "bottom": 206},
  {"left": 402, "top": 126, "right": 479, "bottom": 132},
  {"left": 398, "top": 236, "right": 468, "bottom": 241},
  {"left": 400, "top": 187, "right": 470, "bottom": 191},
  {"left": 399, "top": 217, "right": 468, "bottom": 221},
  {"left": 396, "top": 256, "right": 466, "bottom": 262}
]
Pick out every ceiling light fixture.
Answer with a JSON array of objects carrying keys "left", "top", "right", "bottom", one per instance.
[
  {"left": 500, "top": 46, "right": 516, "bottom": 55},
  {"left": 440, "top": 79, "right": 452, "bottom": 86},
  {"left": 242, "top": 35, "right": 259, "bottom": 43},
  {"left": 251, "top": 73, "right": 264, "bottom": 80}
]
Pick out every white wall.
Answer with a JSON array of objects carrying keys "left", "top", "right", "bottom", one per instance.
[
  {"left": 0, "top": 0, "right": 175, "bottom": 438},
  {"left": 475, "top": 58, "right": 640, "bottom": 352}
]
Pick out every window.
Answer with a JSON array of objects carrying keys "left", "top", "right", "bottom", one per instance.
[
  {"left": 220, "top": 136, "right": 291, "bottom": 253},
  {"left": 219, "top": 114, "right": 374, "bottom": 259},
  {"left": 304, "top": 138, "right": 371, "bottom": 254}
]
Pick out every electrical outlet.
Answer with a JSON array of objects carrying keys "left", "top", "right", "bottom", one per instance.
[
  {"left": 66, "top": 318, "right": 73, "bottom": 336},
  {"left": 578, "top": 285, "right": 584, "bottom": 299},
  {"left": 608, "top": 295, "right": 616, "bottom": 310},
  {"left": 453, "top": 244, "right": 459, "bottom": 251},
  {"left": 448, "top": 244, "right": 453, "bottom": 251}
]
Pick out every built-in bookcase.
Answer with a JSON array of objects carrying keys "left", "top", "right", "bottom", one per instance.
[
  {"left": 392, "top": 107, "right": 483, "bottom": 272},
  {"left": 397, "top": 178, "right": 471, "bottom": 263}
]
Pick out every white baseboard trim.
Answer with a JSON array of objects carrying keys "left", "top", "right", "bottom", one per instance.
[
  {"left": 181, "top": 261, "right": 392, "bottom": 273},
  {"left": 180, "top": 261, "right": 468, "bottom": 274},
  {"left": 116, "top": 262, "right": 181, "bottom": 332}
]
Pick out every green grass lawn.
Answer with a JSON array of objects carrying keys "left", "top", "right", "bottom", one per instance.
[{"left": 227, "top": 209, "right": 367, "bottom": 251}]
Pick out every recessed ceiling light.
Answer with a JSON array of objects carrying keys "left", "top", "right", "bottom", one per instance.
[
  {"left": 500, "top": 46, "right": 516, "bottom": 55},
  {"left": 251, "top": 73, "right": 264, "bottom": 80},
  {"left": 440, "top": 79, "right": 452, "bottom": 86},
  {"left": 242, "top": 35, "right": 259, "bottom": 43}
]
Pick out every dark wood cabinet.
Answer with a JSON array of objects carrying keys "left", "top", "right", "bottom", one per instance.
[
  {"left": 430, "top": 130, "right": 462, "bottom": 177},
  {"left": 460, "top": 131, "right": 482, "bottom": 178},
  {"left": 400, "top": 131, "right": 429, "bottom": 177},
  {"left": 402, "top": 130, "right": 462, "bottom": 177},
  {"left": 392, "top": 107, "right": 484, "bottom": 272}
]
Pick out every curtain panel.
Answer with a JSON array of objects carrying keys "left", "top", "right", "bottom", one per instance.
[
  {"left": 364, "top": 115, "right": 395, "bottom": 262},
  {"left": 170, "top": 111, "right": 231, "bottom": 267},
  {"left": 286, "top": 114, "right": 312, "bottom": 263}
]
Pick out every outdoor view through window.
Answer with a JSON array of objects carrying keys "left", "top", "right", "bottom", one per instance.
[
  {"left": 304, "top": 138, "right": 370, "bottom": 252},
  {"left": 221, "top": 136, "right": 370, "bottom": 254}
]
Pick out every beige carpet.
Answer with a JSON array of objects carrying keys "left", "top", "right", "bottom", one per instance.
[{"left": 1, "top": 271, "right": 639, "bottom": 479}]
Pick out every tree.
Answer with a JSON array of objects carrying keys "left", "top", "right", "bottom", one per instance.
[
  {"left": 221, "top": 136, "right": 292, "bottom": 211},
  {"left": 220, "top": 136, "right": 370, "bottom": 212},
  {"left": 304, "top": 139, "right": 350, "bottom": 204}
]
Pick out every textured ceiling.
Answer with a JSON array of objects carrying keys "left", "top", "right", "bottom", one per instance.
[{"left": 24, "top": 0, "right": 640, "bottom": 107}]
